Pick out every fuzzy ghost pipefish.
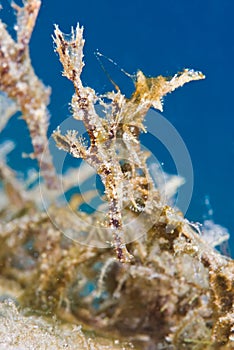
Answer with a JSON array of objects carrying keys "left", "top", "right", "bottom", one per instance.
[
  {"left": 52, "top": 24, "right": 205, "bottom": 262},
  {"left": 1, "top": 4, "right": 234, "bottom": 349}
]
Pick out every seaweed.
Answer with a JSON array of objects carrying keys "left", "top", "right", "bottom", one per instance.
[{"left": 0, "top": 1, "right": 233, "bottom": 349}]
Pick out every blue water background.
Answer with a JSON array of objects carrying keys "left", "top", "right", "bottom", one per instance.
[{"left": 1, "top": 0, "right": 234, "bottom": 253}]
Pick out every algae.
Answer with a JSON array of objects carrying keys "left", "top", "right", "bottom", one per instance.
[{"left": 0, "top": 1, "right": 233, "bottom": 349}]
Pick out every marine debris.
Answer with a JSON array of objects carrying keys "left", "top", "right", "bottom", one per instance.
[{"left": 0, "top": 1, "right": 233, "bottom": 349}]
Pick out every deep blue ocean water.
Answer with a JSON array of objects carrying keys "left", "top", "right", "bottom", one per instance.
[{"left": 1, "top": 0, "right": 234, "bottom": 254}]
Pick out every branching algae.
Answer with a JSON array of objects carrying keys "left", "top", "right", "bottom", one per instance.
[{"left": 0, "top": 1, "right": 233, "bottom": 349}]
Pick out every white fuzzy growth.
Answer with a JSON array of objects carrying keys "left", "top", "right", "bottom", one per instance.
[
  {"left": 202, "top": 220, "right": 230, "bottom": 247},
  {"left": 0, "top": 93, "right": 19, "bottom": 133},
  {"left": 53, "top": 24, "right": 85, "bottom": 80}
]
